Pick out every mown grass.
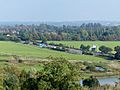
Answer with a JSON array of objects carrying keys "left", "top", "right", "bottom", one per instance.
[{"left": 0, "top": 41, "right": 107, "bottom": 62}]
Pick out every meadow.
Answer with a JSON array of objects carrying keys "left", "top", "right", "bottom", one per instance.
[
  {"left": 48, "top": 41, "right": 120, "bottom": 51},
  {"left": 0, "top": 41, "right": 119, "bottom": 86},
  {"left": 0, "top": 41, "right": 107, "bottom": 62}
]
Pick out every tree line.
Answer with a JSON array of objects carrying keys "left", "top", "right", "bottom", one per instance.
[{"left": 0, "top": 23, "right": 120, "bottom": 42}]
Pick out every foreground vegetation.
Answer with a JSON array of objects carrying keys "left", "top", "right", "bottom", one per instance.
[
  {"left": 1, "top": 59, "right": 120, "bottom": 90},
  {"left": 1, "top": 60, "right": 81, "bottom": 90}
]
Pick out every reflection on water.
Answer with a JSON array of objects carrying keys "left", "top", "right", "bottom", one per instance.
[{"left": 98, "top": 77, "right": 119, "bottom": 86}]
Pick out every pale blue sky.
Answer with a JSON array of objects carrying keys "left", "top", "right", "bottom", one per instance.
[{"left": 0, "top": 0, "right": 120, "bottom": 22}]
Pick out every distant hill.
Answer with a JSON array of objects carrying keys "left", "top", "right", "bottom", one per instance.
[
  {"left": 46, "top": 21, "right": 120, "bottom": 26},
  {"left": 0, "top": 21, "right": 120, "bottom": 26}
]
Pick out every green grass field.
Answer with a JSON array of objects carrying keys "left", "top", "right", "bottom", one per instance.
[
  {"left": 0, "top": 41, "right": 107, "bottom": 62},
  {"left": 48, "top": 41, "right": 120, "bottom": 51},
  {"left": 0, "top": 41, "right": 119, "bottom": 78}
]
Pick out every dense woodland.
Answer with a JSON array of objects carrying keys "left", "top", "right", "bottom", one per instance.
[{"left": 0, "top": 23, "right": 120, "bottom": 42}]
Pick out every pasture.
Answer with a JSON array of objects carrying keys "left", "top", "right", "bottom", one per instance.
[
  {"left": 48, "top": 41, "right": 120, "bottom": 51},
  {"left": 0, "top": 41, "right": 107, "bottom": 62},
  {"left": 0, "top": 41, "right": 119, "bottom": 78}
]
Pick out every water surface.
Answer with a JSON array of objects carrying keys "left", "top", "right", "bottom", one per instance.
[{"left": 80, "top": 76, "right": 120, "bottom": 86}]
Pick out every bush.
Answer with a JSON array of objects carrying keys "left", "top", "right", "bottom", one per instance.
[
  {"left": 114, "top": 46, "right": 120, "bottom": 60},
  {"left": 86, "top": 65, "right": 96, "bottom": 71},
  {"left": 115, "top": 52, "right": 120, "bottom": 60},
  {"left": 19, "top": 60, "right": 81, "bottom": 90},
  {"left": 18, "top": 59, "right": 23, "bottom": 63},
  {"left": 83, "top": 76, "right": 100, "bottom": 88},
  {"left": 99, "top": 46, "right": 112, "bottom": 54}
]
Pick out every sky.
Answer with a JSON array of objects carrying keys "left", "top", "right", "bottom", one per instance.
[{"left": 0, "top": 0, "right": 120, "bottom": 22}]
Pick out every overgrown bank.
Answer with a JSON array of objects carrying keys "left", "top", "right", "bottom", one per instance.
[{"left": 1, "top": 59, "right": 120, "bottom": 90}]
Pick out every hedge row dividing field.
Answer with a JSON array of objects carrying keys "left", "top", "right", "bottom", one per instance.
[{"left": 48, "top": 41, "right": 120, "bottom": 51}]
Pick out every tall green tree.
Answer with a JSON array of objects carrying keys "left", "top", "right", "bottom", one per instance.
[{"left": 114, "top": 46, "right": 120, "bottom": 60}]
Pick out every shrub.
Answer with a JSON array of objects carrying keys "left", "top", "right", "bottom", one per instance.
[
  {"left": 86, "top": 65, "right": 96, "bottom": 71},
  {"left": 83, "top": 76, "right": 100, "bottom": 88}
]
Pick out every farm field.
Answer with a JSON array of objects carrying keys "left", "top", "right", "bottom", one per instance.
[
  {"left": 48, "top": 41, "right": 120, "bottom": 51},
  {"left": 0, "top": 41, "right": 119, "bottom": 89},
  {"left": 0, "top": 41, "right": 107, "bottom": 62}
]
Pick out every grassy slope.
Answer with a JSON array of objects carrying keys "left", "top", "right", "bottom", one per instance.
[
  {"left": 0, "top": 41, "right": 106, "bottom": 62},
  {"left": 48, "top": 41, "right": 120, "bottom": 50}
]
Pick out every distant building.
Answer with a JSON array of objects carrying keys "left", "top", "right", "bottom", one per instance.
[
  {"left": 21, "top": 41, "right": 26, "bottom": 44},
  {"left": 90, "top": 45, "right": 97, "bottom": 51},
  {"left": 29, "top": 41, "right": 33, "bottom": 45},
  {"left": 47, "top": 45, "right": 57, "bottom": 49},
  {"left": 12, "top": 31, "right": 16, "bottom": 34},
  {"left": 35, "top": 41, "right": 47, "bottom": 48},
  {"left": 93, "top": 52, "right": 102, "bottom": 56},
  {"left": 39, "top": 43, "right": 47, "bottom": 48},
  {"left": 67, "top": 48, "right": 83, "bottom": 55},
  {"left": 6, "top": 34, "right": 10, "bottom": 37},
  {"left": 23, "top": 41, "right": 33, "bottom": 45}
]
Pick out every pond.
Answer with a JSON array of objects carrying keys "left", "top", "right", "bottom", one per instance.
[
  {"left": 80, "top": 76, "right": 120, "bottom": 86},
  {"left": 95, "top": 66, "right": 105, "bottom": 71}
]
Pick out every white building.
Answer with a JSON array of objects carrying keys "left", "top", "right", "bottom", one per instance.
[{"left": 90, "top": 45, "right": 97, "bottom": 51}]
